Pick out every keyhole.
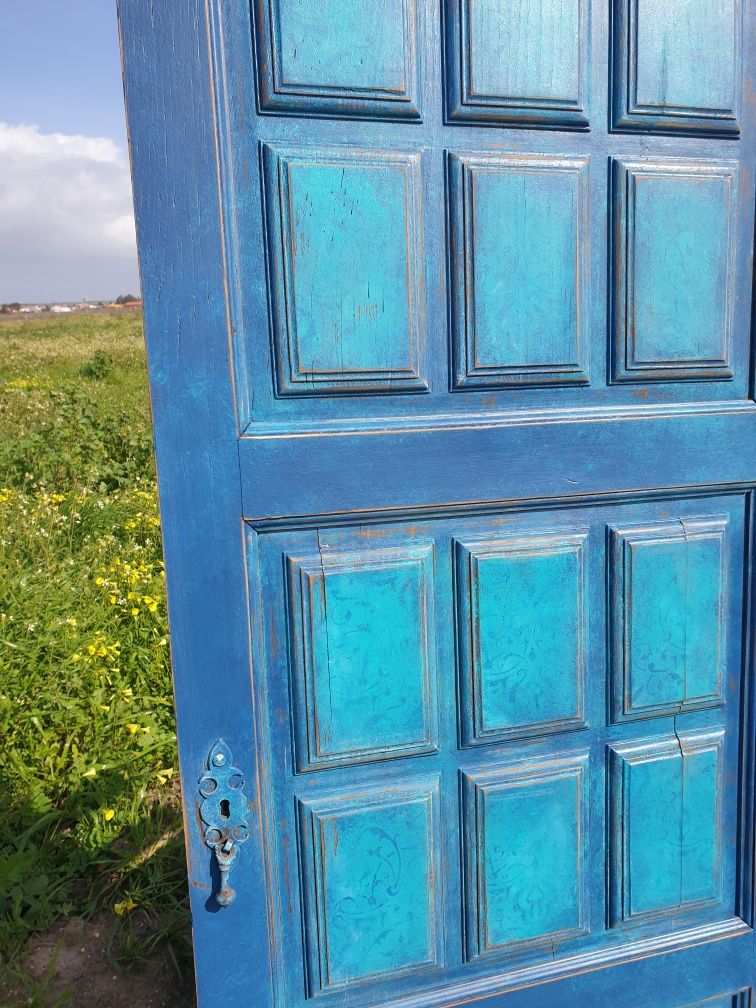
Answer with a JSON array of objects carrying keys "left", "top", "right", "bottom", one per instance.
[{"left": 220, "top": 799, "right": 230, "bottom": 820}]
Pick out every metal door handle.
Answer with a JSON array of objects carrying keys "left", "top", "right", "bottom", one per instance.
[{"left": 198, "top": 740, "right": 249, "bottom": 907}]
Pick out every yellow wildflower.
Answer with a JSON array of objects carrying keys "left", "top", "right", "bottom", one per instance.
[
  {"left": 114, "top": 899, "right": 136, "bottom": 916},
  {"left": 102, "top": 809, "right": 115, "bottom": 821}
]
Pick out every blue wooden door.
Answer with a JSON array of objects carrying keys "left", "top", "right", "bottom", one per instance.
[{"left": 118, "top": 2, "right": 756, "bottom": 1007}]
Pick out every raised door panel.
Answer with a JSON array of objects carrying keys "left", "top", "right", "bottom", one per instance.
[
  {"left": 609, "top": 517, "right": 728, "bottom": 721},
  {"left": 297, "top": 779, "right": 443, "bottom": 993},
  {"left": 455, "top": 531, "right": 587, "bottom": 744},
  {"left": 261, "top": 144, "right": 427, "bottom": 397},
  {"left": 612, "top": 0, "right": 741, "bottom": 133},
  {"left": 461, "top": 752, "right": 590, "bottom": 961},
  {"left": 611, "top": 159, "right": 738, "bottom": 383},
  {"left": 608, "top": 730, "right": 725, "bottom": 926},
  {"left": 445, "top": 0, "right": 589, "bottom": 127},
  {"left": 254, "top": 0, "right": 422, "bottom": 120},
  {"left": 448, "top": 153, "right": 590, "bottom": 389},
  {"left": 287, "top": 544, "right": 437, "bottom": 771}
]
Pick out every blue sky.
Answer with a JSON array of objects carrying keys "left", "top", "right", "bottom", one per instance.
[
  {"left": 0, "top": 2, "right": 127, "bottom": 146},
  {"left": 0, "top": 2, "right": 140, "bottom": 302}
]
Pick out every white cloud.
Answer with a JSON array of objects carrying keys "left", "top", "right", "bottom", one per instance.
[{"left": 0, "top": 122, "right": 140, "bottom": 302}]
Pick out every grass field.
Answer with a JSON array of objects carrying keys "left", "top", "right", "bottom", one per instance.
[{"left": 0, "top": 312, "right": 192, "bottom": 1003}]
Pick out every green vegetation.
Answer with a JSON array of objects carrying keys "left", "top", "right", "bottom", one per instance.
[{"left": 0, "top": 314, "right": 190, "bottom": 985}]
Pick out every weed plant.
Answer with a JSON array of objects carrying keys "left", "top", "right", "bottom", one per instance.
[{"left": 0, "top": 313, "right": 190, "bottom": 978}]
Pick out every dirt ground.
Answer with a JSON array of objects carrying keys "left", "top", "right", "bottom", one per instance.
[{"left": 0, "top": 916, "right": 196, "bottom": 1008}]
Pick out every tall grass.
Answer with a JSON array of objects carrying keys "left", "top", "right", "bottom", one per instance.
[{"left": 0, "top": 313, "right": 191, "bottom": 976}]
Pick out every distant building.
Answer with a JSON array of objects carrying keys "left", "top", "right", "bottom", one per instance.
[{"left": 50, "top": 305, "right": 73, "bottom": 313}]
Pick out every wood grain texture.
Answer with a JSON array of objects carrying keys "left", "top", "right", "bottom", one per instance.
[
  {"left": 262, "top": 144, "right": 427, "bottom": 396},
  {"left": 120, "top": 0, "right": 756, "bottom": 1004},
  {"left": 297, "top": 779, "right": 442, "bottom": 992},
  {"left": 448, "top": 152, "right": 590, "bottom": 389},
  {"left": 286, "top": 544, "right": 437, "bottom": 770},
  {"left": 609, "top": 730, "right": 725, "bottom": 927},
  {"left": 613, "top": 0, "right": 742, "bottom": 133},
  {"left": 117, "top": 3, "right": 272, "bottom": 1006},
  {"left": 461, "top": 751, "right": 590, "bottom": 961},
  {"left": 445, "top": 0, "right": 590, "bottom": 127},
  {"left": 609, "top": 517, "right": 729, "bottom": 721},
  {"left": 455, "top": 531, "right": 588, "bottom": 744},
  {"left": 254, "top": 0, "right": 423, "bottom": 120},
  {"left": 611, "top": 158, "right": 738, "bottom": 383}
]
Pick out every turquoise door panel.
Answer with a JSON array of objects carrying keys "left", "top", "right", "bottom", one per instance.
[
  {"left": 297, "top": 780, "right": 442, "bottom": 991},
  {"left": 445, "top": 0, "right": 590, "bottom": 127},
  {"left": 610, "top": 518, "right": 727, "bottom": 719},
  {"left": 613, "top": 0, "right": 741, "bottom": 133},
  {"left": 448, "top": 154, "right": 590, "bottom": 388},
  {"left": 455, "top": 532, "right": 587, "bottom": 743},
  {"left": 461, "top": 752, "right": 589, "bottom": 958},
  {"left": 254, "top": 0, "right": 422, "bottom": 119},
  {"left": 611, "top": 159, "right": 737, "bottom": 382},
  {"left": 287, "top": 545, "right": 437, "bottom": 770},
  {"left": 609, "top": 730, "right": 723, "bottom": 923},
  {"left": 262, "top": 145, "right": 426, "bottom": 395},
  {"left": 119, "top": 0, "right": 756, "bottom": 1006}
]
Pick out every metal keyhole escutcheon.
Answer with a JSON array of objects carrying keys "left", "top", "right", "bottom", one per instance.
[{"left": 198, "top": 740, "right": 249, "bottom": 907}]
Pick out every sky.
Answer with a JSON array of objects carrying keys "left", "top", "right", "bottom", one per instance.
[{"left": 0, "top": 1, "right": 140, "bottom": 303}]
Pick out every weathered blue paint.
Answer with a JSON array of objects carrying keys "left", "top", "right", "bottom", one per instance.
[
  {"left": 462, "top": 753, "right": 589, "bottom": 958},
  {"left": 255, "top": 0, "right": 422, "bottom": 120},
  {"left": 287, "top": 545, "right": 436, "bottom": 770},
  {"left": 612, "top": 159, "right": 737, "bottom": 383},
  {"left": 297, "top": 782, "right": 441, "bottom": 992},
  {"left": 448, "top": 153, "right": 589, "bottom": 388},
  {"left": 262, "top": 145, "right": 426, "bottom": 395},
  {"left": 610, "top": 731, "right": 723, "bottom": 924},
  {"left": 613, "top": 0, "right": 741, "bottom": 133},
  {"left": 445, "top": 0, "right": 590, "bottom": 127},
  {"left": 456, "top": 533, "right": 586, "bottom": 743},
  {"left": 118, "top": 0, "right": 756, "bottom": 1006},
  {"left": 611, "top": 519, "right": 727, "bottom": 719}
]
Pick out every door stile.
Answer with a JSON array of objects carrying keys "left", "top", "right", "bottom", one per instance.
[
  {"left": 118, "top": 2, "right": 272, "bottom": 1006},
  {"left": 739, "top": 492, "right": 756, "bottom": 933}
]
